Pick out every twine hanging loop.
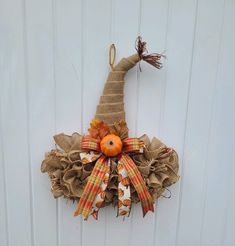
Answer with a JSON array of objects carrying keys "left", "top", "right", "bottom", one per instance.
[{"left": 109, "top": 43, "right": 116, "bottom": 70}]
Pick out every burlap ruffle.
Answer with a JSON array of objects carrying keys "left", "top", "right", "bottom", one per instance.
[
  {"left": 132, "top": 135, "right": 179, "bottom": 202},
  {"left": 41, "top": 132, "right": 179, "bottom": 206}
]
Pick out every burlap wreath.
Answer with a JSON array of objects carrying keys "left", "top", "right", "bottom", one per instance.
[
  {"left": 41, "top": 37, "right": 179, "bottom": 219},
  {"left": 41, "top": 128, "right": 179, "bottom": 205}
]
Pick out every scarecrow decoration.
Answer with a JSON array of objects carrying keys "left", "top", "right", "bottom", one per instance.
[{"left": 41, "top": 37, "right": 179, "bottom": 220}]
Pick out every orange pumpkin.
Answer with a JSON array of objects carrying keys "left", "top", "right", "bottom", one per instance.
[
  {"left": 118, "top": 188, "right": 124, "bottom": 197},
  {"left": 121, "top": 177, "right": 130, "bottom": 186},
  {"left": 123, "top": 199, "right": 131, "bottom": 207},
  {"left": 100, "top": 134, "right": 123, "bottom": 157}
]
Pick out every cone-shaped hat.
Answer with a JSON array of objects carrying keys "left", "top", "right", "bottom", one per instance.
[{"left": 95, "top": 37, "right": 164, "bottom": 127}]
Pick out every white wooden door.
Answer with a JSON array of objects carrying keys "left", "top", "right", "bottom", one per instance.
[{"left": 1, "top": 0, "right": 235, "bottom": 246}]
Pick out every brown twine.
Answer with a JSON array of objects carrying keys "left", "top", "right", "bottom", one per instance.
[
  {"left": 135, "top": 36, "right": 165, "bottom": 70},
  {"left": 109, "top": 43, "right": 116, "bottom": 71},
  {"left": 95, "top": 37, "right": 165, "bottom": 126},
  {"left": 161, "top": 188, "right": 172, "bottom": 199}
]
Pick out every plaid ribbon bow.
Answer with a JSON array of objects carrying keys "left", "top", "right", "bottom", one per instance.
[{"left": 74, "top": 136, "right": 154, "bottom": 220}]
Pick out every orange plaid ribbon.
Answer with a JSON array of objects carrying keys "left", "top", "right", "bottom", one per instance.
[
  {"left": 81, "top": 135, "right": 100, "bottom": 151},
  {"left": 74, "top": 136, "right": 154, "bottom": 220}
]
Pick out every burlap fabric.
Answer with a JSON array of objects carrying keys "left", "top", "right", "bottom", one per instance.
[
  {"left": 41, "top": 132, "right": 179, "bottom": 205},
  {"left": 95, "top": 53, "right": 140, "bottom": 126},
  {"left": 41, "top": 37, "right": 179, "bottom": 212}
]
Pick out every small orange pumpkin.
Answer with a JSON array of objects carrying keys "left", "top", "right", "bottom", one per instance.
[
  {"left": 123, "top": 199, "right": 131, "bottom": 207},
  {"left": 121, "top": 177, "right": 130, "bottom": 186},
  {"left": 118, "top": 188, "right": 124, "bottom": 197},
  {"left": 100, "top": 134, "right": 123, "bottom": 157}
]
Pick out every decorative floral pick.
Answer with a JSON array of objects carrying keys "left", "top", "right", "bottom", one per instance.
[{"left": 41, "top": 37, "right": 179, "bottom": 220}]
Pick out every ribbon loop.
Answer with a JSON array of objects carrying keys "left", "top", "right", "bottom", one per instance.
[
  {"left": 81, "top": 136, "right": 100, "bottom": 152},
  {"left": 75, "top": 135, "right": 154, "bottom": 220},
  {"left": 122, "top": 138, "right": 144, "bottom": 153}
]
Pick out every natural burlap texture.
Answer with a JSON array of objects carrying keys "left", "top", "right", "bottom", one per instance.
[
  {"left": 41, "top": 132, "right": 179, "bottom": 205},
  {"left": 95, "top": 53, "right": 140, "bottom": 126},
  {"left": 41, "top": 37, "right": 179, "bottom": 218},
  {"left": 95, "top": 37, "right": 163, "bottom": 127}
]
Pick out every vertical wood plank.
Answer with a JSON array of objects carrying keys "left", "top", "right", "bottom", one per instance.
[
  {"left": 111, "top": 0, "right": 140, "bottom": 137},
  {"left": 23, "top": 0, "right": 58, "bottom": 245},
  {"left": 0, "top": 109, "right": 8, "bottom": 246},
  {"left": 137, "top": 0, "right": 169, "bottom": 136},
  {"left": 55, "top": 0, "right": 83, "bottom": 245},
  {"left": 130, "top": 1, "right": 170, "bottom": 246},
  {"left": 0, "top": 1, "right": 32, "bottom": 245},
  {"left": 200, "top": 0, "right": 235, "bottom": 244},
  {"left": 222, "top": 5, "right": 235, "bottom": 242},
  {"left": 0, "top": 1, "right": 235, "bottom": 245},
  {"left": 223, "top": 126, "right": 235, "bottom": 246},
  {"left": 175, "top": 0, "right": 226, "bottom": 245},
  {"left": 81, "top": 1, "right": 111, "bottom": 245},
  {"left": 105, "top": 0, "right": 140, "bottom": 245},
  {"left": 154, "top": 0, "right": 198, "bottom": 245}
]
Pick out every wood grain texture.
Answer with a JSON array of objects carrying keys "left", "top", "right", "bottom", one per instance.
[
  {"left": 0, "top": 1, "right": 234, "bottom": 246},
  {"left": 130, "top": 1, "right": 170, "bottom": 246},
  {"left": 54, "top": 0, "right": 83, "bottom": 245},
  {"left": 24, "top": 0, "right": 58, "bottom": 245},
  {"left": 155, "top": 0, "right": 199, "bottom": 245},
  {"left": 0, "top": 1, "right": 32, "bottom": 246},
  {"left": 81, "top": 1, "right": 110, "bottom": 245},
  {"left": 176, "top": 0, "right": 226, "bottom": 245}
]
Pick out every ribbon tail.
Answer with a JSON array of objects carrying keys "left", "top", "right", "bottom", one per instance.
[
  {"left": 119, "top": 154, "right": 154, "bottom": 217},
  {"left": 117, "top": 162, "right": 131, "bottom": 217},
  {"left": 74, "top": 155, "right": 109, "bottom": 220},
  {"left": 90, "top": 159, "right": 110, "bottom": 220}
]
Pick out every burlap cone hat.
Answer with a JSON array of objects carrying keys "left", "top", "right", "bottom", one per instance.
[{"left": 95, "top": 36, "right": 164, "bottom": 126}]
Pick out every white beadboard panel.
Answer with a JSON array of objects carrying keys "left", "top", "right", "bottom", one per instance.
[
  {"left": 0, "top": 111, "right": 8, "bottom": 246},
  {"left": 110, "top": 0, "right": 140, "bottom": 137},
  {"left": 81, "top": 1, "right": 111, "bottom": 246},
  {"left": 54, "top": 0, "right": 83, "bottom": 245},
  {"left": 24, "top": 0, "right": 58, "bottom": 245},
  {"left": 200, "top": 0, "right": 235, "bottom": 244},
  {"left": 220, "top": 3, "right": 235, "bottom": 245},
  {"left": 176, "top": 0, "right": 226, "bottom": 245},
  {"left": 137, "top": 0, "right": 169, "bottom": 136},
  {"left": 154, "top": 0, "right": 199, "bottom": 245},
  {"left": 0, "top": 1, "right": 32, "bottom": 246},
  {"left": 105, "top": 0, "right": 141, "bottom": 245},
  {"left": 137, "top": 0, "right": 169, "bottom": 137},
  {"left": 0, "top": 1, "right": 235, "bottom": 246},
  {"left": 82, "top": 0, "right": 111, "bottom": 132},
  {"left": 130, "top": 1, "right": 170, "bottom": 246}
]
